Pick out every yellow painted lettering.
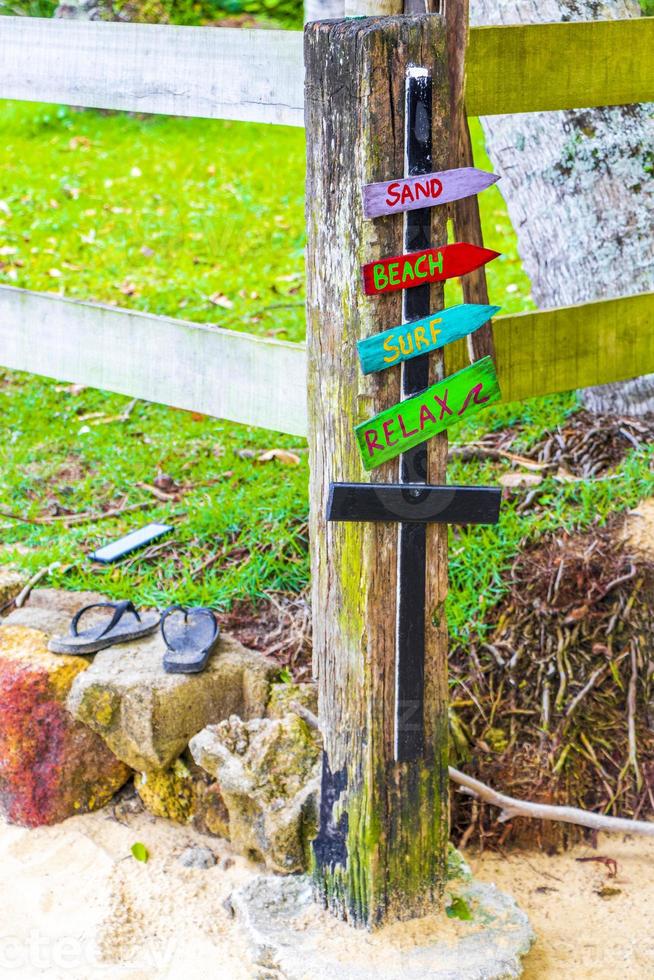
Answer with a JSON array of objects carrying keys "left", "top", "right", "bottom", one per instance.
[
  {"left": 398, "top": 334, "right": 414, "bottom": 357},
  {"left": 429, "top": 317, "right": 442, "bottom": 344},
  {"left": 382, "top": 335, "right": 400, "bottom": 364}
]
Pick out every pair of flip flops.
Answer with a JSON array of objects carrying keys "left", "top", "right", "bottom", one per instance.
[{"left": 47, "top": 600, "right": 220, "bottom": 674}]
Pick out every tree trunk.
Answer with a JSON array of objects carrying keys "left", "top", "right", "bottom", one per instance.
[{"left": 470, "top": 0, "right": 654, "bottom": 415}]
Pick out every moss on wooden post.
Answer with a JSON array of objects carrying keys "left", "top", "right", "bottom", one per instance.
[{"left": 305, "top": 14, "right": 450, "bottom": 929}]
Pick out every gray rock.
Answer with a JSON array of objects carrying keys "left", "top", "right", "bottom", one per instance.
[
  {"left": 230, "top": 873, "right": 535, "bottom": 980},
  {"left": 178, "top": 845, "right": 216, "bottom": 869},
  {"left": 67, "top": 631, "right": 277, "bottom": 771},
  {"left": 2, "top": 587, "right": 108, "bottom": 635},
  {"left": 190, "top": 713, "right": 321, "bottom": 874},
  {"left": 266, "top": 682, "right": 318, "bottom": 721}
]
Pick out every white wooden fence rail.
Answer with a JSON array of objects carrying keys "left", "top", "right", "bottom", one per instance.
[
  {"left": 0, "top": 287, "right": 307, "bottom": 435},
  {"left": 1, "top": 17, "right": 652, "bottom": 125},
  {"left": 0, "top": 17, "right": 305, "bottom": 127}
]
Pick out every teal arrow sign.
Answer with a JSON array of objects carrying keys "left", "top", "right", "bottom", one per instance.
[{"left": 356, "top": 303, "right": 500, "bottom": 376}]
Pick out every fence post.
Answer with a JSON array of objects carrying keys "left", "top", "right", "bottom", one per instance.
[{"left": 305, "top": 14, "right": 450, "bottom": 928}]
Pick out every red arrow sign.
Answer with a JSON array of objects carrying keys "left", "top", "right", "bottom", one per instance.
[{"left": 362, "top": 242, "right": 500, "bottom": 296}]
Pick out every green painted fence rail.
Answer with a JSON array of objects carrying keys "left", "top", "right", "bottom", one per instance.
[
  {"left": 466, "top": 19, "right": 654, "bottom": 116},
  {"left": 446, "top": 292, "right": 654, "bottom": 406}
]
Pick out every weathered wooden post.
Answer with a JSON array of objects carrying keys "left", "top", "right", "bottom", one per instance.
[{"left": 305, "top": 15, "right": 453, "bottom": 927}]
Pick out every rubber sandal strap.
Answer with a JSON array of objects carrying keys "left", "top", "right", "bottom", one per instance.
[
  {"left": 71, "top": 600, "right": 141, "bottom": 638},
  {"left": 160, "top": 605, "right": 188, "bottom": 651},
  {"left": 160, "top": 605, "right": 217, "bottom": 651}
]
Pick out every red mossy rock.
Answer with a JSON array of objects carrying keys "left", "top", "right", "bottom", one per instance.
[{"left": 0, "top": 625, "right": 131, "bottom": 827}]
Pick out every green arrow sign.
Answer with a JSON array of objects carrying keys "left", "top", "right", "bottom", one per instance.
[{"left": 355, "top": 356, "right": 501, "bottom": 471}]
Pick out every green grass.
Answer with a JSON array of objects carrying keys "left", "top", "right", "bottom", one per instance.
[{"left": 1, "top": 105, "right": 652, "bottom": 634}]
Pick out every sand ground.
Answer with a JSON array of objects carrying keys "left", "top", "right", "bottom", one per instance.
[{"left": 0, "top": 808, "right": 652, "bottom": 979}]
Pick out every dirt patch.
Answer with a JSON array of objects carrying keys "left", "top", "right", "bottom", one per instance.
[
  {"left": 470, "top": 835, "right": 654, "bottom": 979},
  {"left": 450, "top": 523, "right": 654, "bottom": 849},
  {"left": 216, "top": 591, "right": 312, "bottom": 682},
  {"left": 453, "top": 410, "right": 654, "bottom": 481}
]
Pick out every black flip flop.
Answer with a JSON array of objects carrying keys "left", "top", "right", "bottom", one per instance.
[
  {"left": 48, "top": 600, "right": 160, "bottom": 655},
  {"left": 161, "top": 605, "right": 220, "bottom": 674}
]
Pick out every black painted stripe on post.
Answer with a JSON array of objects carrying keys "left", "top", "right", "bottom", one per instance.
[{"left": 396, "top": 69, "right": 433, "bottom": 762}]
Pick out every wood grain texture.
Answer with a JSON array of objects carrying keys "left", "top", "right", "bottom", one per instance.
[
  {"left": 355, "top": 356, "right": 501, "bottom": 470},
  {"left": 357, "top": 303, "right": 500, "bottom": 375},
  {"left": 305, "top": 14, "right": 450, "bottom": 928},
  {"left": 361, "top": 242, "right": 499, "bottom": 295},
  {"left": 362, "top": 166, "right": 498, "bottom": 219},
  {"left": 327, "top": 482, "right": 501, "bottom": 523},
  {"left": 447, "top": 0, "right": 496, "bottom": 363},
  {"left": 1, "top": 287, "right": 651, "bottom": 435},
  {"left": 466, "top": 18, "right": 654, "bottom": 116},
  {"left": 0, "top": 17, "right": 650, "bottom": 123},
  {"left": 445, "top": 292, "right": 654, "bottom": 403},
  {"left": 0, "top": 285, "right": 306, "bottom": 435},
  {"left": 0, "top": 16, "right": 304, "bottom": 126}
]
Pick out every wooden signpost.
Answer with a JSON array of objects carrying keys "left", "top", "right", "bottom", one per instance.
[
  {"left": 362, "top": 166, "right": 499, "bottom": 219},
  {"left": 362, "top": 241, "right": 500, "bottom": 295},
  {"left": 305, "top": 14, "right": 501, "bottom": 930},
  {"left": 355, "top": 356, "right": 500, "bottom": 470},
  {"left": 357, "top": 302, "right": 500, "bottom": 375}
]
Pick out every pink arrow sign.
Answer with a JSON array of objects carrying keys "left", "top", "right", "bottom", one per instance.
[{"left": 362, "top": 166, "right": 499, "bottom": 220}]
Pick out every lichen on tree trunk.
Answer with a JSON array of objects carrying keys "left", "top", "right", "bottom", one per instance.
[
  {"left": 305, "top": 15, "right": 450, "bottom": 929},
  {"left": 470, "top": 0, "right": 654, "bottom": 415}
]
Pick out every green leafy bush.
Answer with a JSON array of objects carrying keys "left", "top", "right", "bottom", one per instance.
[{"left": 0, "top": 0, "right": 57, "bottom": 14}]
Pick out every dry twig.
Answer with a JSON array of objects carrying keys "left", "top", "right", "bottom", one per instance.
[{"left": 450, "top": 766, "right": 654, "bottom": 837}]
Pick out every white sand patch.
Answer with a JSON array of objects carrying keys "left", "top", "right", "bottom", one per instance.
[{"left": 0, "top": 807, "right": 653, "bottom": 979}]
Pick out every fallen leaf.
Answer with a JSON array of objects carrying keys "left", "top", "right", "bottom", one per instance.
[
  {"left": 131, "top": 842, "right": 149, "bottom": 863},
  {"left": 498, "top": 472, "right": 543, "bottom": 489},
  {"left": 119, "top": 281, "right": 137, "bottom": 296},
  {"left": 209, "top": 292, "right": 233, "bottom": 309},
  {"left": 153, "top": 474, "right": 180, "bottom": 493},
  {"left": 257, "top": 449, "right": 301, "bottom": 466},
  {"left": 80, "top": 230, "right": 96, "bottom": 245},
  {"left": 555, "top": 467, "right": 585, "bottom": 483},
  {"left": 495, "top": 449, "right": 550, "bottom": 471},
  {"left": 565, "top": 605, "right": 590, "bottom": 623},
  {"left": 140, "top": 245, "right": 154, "bottom": 257},
  {"left": 77, "top": 411, "right": 106, "bottom": 422},
  {"left": 138, "top": 482, "right": 178, "bottom": 502},
  {"left": 596, "top": 886, "right": 621, "bottom": 899},
  {"left": 130, "top": 166, "right": 142, "bottom": 178},
  {"left": 49, "top": 199, "right": 60, "bottom": 210},
  {"left": 0, "top": 201, "right": 11, "bottom": 217},
  {"left": 48, "top": 268, "right": 63, "bottom": 278},
  {"left": 69, "top": 135, "right": 91, "bottom": 150},
  {"left": 0, "top": 246, "right": 17, "bottom": 256}
]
